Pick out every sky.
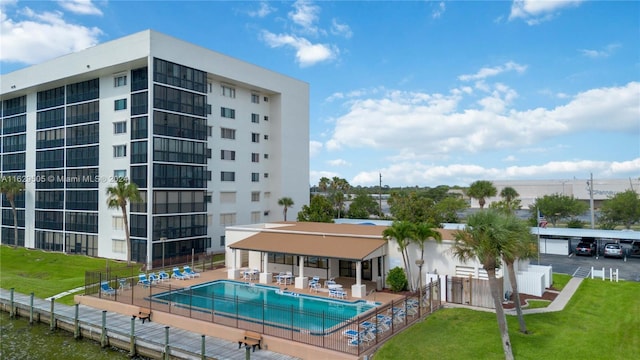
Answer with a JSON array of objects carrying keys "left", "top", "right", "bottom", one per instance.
[{"left": 1, "top": 0, "right": 639, "bottom": 188}]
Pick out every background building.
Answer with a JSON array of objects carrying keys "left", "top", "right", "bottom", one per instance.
[{"left": 0, "top": 30, "right": 309, "bottom": 267}]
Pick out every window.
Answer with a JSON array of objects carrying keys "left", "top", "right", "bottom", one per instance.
[
  {"left": 264, "top": 116, "right": 269, "bottom": 121},
  {"left": 264, "top": 134, "right": 269, "bottom": 140},
  {"left": 113, "top": 145, "right": 127, "bottom": 158},
  {"left": 114, "top": 99, "right": 127, "bottom": 111},
  {"left": 251, "top": 153, "right": 259, "bottom": 163},
  {"left": 220, "top": 107, "right": 235, "bottom": 119},
  {"left": 113, "top": 121, "right": 127, "bottom": 134},
  {"left": 251, "top": 173, "right": 259, "bottom": 182},
  {"left": 251, "top": 192, "right": 260, "bottom": 202},
  {"left": 219, "top": 192, "right": 236, "bottom": 204},
  {"left": 220, "top": 213, "right": 236, "bottom": 226},
  {"left": 251, "top": 94, "right": 260, "bottom": 104},
  {"left": 112, "top": 239, "right": 126, "bottom": 253},
  {"left": 221, "top": 128, "right": 236, "bottom": 139},
  {"left": 222, "top": 85, "right": 236, "bottom": 98},
  {"left": 221, "top": 171, "right": 235, "bottom": 182},
  {"left": 264, "top": 154, "right": 269, "bottom": 159},
  {"left": 221, "top": 150, "right": 236, "bottom": 160},
  {"left": 114, "top": 75, "right": 127, "bottom": 87},
  {"left": 112, "top": 216, "right": 124, "bottom": 230},
  {"left": 263, "top": 96, "right": 269, "bottom": 102},
  {"left": 251, "top": 133, "right": 260, "bottom": 143},
  {"left": 113, "top": 170, "right": 127, "bottom": 179},
  {"left": 264, "top": 173, "right": 269, "bottom": 178},
  {"left": 219, "top": 235, "right": 226, "bottom": 247},
  {"left": 251, "top": 211, "right": 261, "bottom": 223},
  {"left": 251, "top": 113, "right": 260, "bottom": 123}
]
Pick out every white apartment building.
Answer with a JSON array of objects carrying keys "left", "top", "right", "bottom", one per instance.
[{"left": 0, "top": 30, "right": 309, "bottom": 267}]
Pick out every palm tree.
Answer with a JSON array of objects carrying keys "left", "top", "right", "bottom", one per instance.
[
  {"left": 382, "top": 221, "right": 415, "bottom": 291},
  {"left": 106, "top": 178, "right": 141, "bottom": 265},
  {"left": 503, "top": 214, "right": 537, "bottom": 334},
  {"left": 0, "top": 176, "right": 25, "bottom": 247},
  {"left": 411, "top": 222, "right": 443, "bottom": 292},
  {"left": 451, "top": 210, "right": 514, "bottom": 360},
  {"left": 500, "top": 186, "right": 521, "bottom": 213},
  {"left": 277, "top": 197, "right": 294, "bottom": 221},
  {"left": 467, "top": 180, "right": 497, "bottom": 209}
]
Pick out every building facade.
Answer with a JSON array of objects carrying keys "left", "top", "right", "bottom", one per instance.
[{"left": 0, "top": 30, "right": 309, "bottom": 267}]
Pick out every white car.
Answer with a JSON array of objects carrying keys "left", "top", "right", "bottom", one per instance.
[{"left": 603, "top": 243, "right": 624, "bottom": 258}]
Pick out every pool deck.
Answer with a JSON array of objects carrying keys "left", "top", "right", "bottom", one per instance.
[{"left": 75, "top": 267, "right": 405, "bottom": 360}]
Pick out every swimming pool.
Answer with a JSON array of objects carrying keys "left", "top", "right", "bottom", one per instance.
[{"left": 152, "top": 280, "right": 378, "bottom": 333}]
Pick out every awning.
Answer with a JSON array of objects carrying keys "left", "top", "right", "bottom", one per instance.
[{"left": 228, "top": 231, "right": 386, "bottom": 261}]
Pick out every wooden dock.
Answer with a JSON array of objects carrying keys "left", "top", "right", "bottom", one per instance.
[{"left": 0, "top": 288, "right": 300, "bottom": 360}]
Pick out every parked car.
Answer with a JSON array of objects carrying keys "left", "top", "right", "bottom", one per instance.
[
  {"left": 575, "top": 242, "right": 596, "bottom": 256},
  {"left": 603, "top": 243, "right": 624, "bottom": 258}
]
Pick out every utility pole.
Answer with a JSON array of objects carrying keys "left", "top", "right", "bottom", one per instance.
[
  {"left": 379, "top": 172, "right": 382, "bottom": 217},
  {"left": 588, "top": 173, "right": 595, "bottom": 229}
]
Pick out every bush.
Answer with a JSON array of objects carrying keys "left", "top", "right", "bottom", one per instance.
[
  {"left": 386, "top": 267, "right": 408, "bottom": 292},
  {"left": 567, "top": 218, "right": 585, "bottom": 228}
]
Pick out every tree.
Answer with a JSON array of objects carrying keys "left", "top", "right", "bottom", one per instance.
[
  {"left": 318, "top": 176, "right": 351, "bottom": 218},
  {"left": 106, "top": 178, "right": 142, "bottom": 265},
  {"left": 599, "top": 189, "right": 640, "bottom": 229},
  {"left": 0, "top": 176, "right": 25, "bottom": 247},
  {"left": 388, "top": 191, "right": 436, "bottom": 223},
  {"left": 529, "top": 194, "right": 588, "bottom": 227},
  {"left": 433, "top": 196, "right": 468, "bottom": 224},
  {"left": 297, "top": 195, "right": 334, "bottom": 223},
  {"left": 466, "top": 180, "right": 497, "bottom": 209},
  {"left": 502, "top": 214, "right": 537, "bottom": 334},
  {"left": 382, "top": 221, "right": 415, "bottom": 291},
  {"left": 347, "top": 190, "right": 380, "bottom": 219},
  {"left": 411, "top": 222, "right": 442, "bottom": 291},
  {"left": 277, "top": 197, "right": 294, "bottom": 221},
  {"left": 491, "top": 186, "right": 521, "bottom": 214},
  {"left": 451, "top": 210, "right": 514, "bottom": 360}
]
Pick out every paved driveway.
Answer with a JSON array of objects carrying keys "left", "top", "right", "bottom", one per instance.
[{"left": 535, "top": 253, "right": 640, "bottom": 282}]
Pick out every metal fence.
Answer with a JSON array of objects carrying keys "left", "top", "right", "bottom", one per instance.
[{"left": 86, "top": 273, "right": 442, "bottom": 356}]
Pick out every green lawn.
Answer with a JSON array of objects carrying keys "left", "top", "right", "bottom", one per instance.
[
  {"left": 374, "top": 277, "right": 640, "bottom": 360},
  {"left": 0, "top": 245, "right": 128, "bottom": 305}
]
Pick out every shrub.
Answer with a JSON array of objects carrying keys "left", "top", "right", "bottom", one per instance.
[
  {"left": 386, "top": 267, "right": 408, "bottom": 292},
  {"left": 567, "top": 218, "right": 585, "bottom": 228}
]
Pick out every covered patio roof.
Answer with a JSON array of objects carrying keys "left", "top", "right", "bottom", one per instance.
[{"left": 228, "top": 231, "right": 387, "bottom": 261}]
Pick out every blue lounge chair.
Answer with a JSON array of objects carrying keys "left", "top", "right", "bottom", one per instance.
[
  {"left": 138, "top": 274, "right": 151, "bottom": 287},
  {"left": 100, "top": 282, "right": 115, "bottom": 296},
  {"left": 183, "top": 265, "right": 200, "bottom": 278},
  {"left": 172, "top": 267, "right": 187, "bottom": 280},
  {"left": 158, "top": 271, "right": 170, "bottom": 282},
  {"left": 148, "top": 273, "right": 160, "bottom": 284}
]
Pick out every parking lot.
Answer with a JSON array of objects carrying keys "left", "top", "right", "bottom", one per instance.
[{"left": 536, "top": 253, "right": 640, "bottom": 282}]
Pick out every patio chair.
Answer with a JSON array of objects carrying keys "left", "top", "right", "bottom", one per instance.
[
  {"left": 309, "top": 281, "right": 320, "bottom": 293},
  {"left": 118, "top": 278, "right": 131, "bottom": 292},
  {"left": 158, "top": 271, "right": 170, "bottom": 282},
  {"left": 148, "top": 273, "right": 160, "bottom": 284},
  {"left": 183, "top": 265, "right": 200, "bottom": 278},
  {"left": 172, "top": 267, "right": 187, "bottom": 280},
  {"left": 138, "top": 274, "right": 151, "bottom": 287},
  {"left": 101, "top": 282, "right": 116, "bottom": 296}
]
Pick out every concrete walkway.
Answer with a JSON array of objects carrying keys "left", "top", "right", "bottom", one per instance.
[{"left": 44, "top": 286, "right": 85, "bottom": 301}]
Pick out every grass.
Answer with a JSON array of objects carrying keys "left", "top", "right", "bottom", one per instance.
[
  {"left": 374, "top": 277, "right": 640, "bottom": 360},
  {"left": 524, "top": 299, "right": 550, "bottom": 309},
  {"left": 0, "top": 246, "right": 131, "bottom": 305},
  {"left": 552, "top": 273, "right": 571, "bottom": 290}
]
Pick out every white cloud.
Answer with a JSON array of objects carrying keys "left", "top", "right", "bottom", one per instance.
[
  {"left": 248, "top": 1, "right": 275, "bottom": 18},
  {"left": 330, "top": 19, "right": 352, "bottom": 38},
  {"left": 509, "top": 0, "right": 583, "bottom": 25},
  {"left": 261, "top": 30, "right": 337, "bottom": 67},
  {"left": 0, "top": 6, "right": 102, "bottom": 64},
  {"left": 327, "top": 158, "right": 350, "bottom": 167},
  {"left": 288, "top": 0, "right": 320, "bottom": 35},
  {"left": 432, "top": 2, "right": 446, "bottom": 19},
  {"left": 325, "top": 81, "right": 639, "bottom": 156},
  {"left": 56, "top": 0, "right": 102, "bottom": 16},
  {"left": 458, "top": 61, "right": 527, "bottom": 82},
  {"left": 579, "top": 43, "right": 621, "bottom": 59},
  {"left": 309, "top": 140, "right": 323, "bottom": 157}
]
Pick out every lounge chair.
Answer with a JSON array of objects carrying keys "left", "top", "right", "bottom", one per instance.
[
  {"left": 148, "top": 273, "right": 160, "bottom": 284},
  {"left": 100, "top": 282, "right": 115, "bottom": 296},
  {"left": 118, "top": 278, "right": 131, "bottom": 292},
  {"left": 183, "top": 265, "right": 200, "bottom": 278},
  {"left": 138, "top": 274, "right": 152, "bottom": 287},
  {"left": 158, "top": 271, "right": 170, "bottom": 282},
  {"left": 172, "top": 267, "right": 187, "bottom": 280}
]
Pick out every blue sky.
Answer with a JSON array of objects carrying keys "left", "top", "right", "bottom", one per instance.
[{"left": 1, "top": 0, "right": 638, "bottom": 188}]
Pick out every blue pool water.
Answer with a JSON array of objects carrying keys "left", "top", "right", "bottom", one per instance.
[{"left": 152, "top": 280, "right": 378, "bottom": 333}]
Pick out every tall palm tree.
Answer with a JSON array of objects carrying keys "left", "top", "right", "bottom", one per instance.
[
  {"left": 411, "top": 222, "right": 443, "bottom": 291},
  {"left": 277, "top": 197, "right": 294, "bottom": 221},
  {"left": 500, "top": 186, "right": 521, "bottom": 213},
  {"left": 382, "top": 221, "right": 415, "bottom": 291},
  {"left": 0, "top": 176, "right": 25, "bottom": 247},
  {"left": 467, "top": 180, "right": 497, "bottom": 209},
  {"left": 451, "top": 210, "right": 514, "bottom": 360},
  {"left": 106, "top": 178, "right": 141, "bottom": 265},
  {"left": 503, "top": 214, "right": 537, "bottom": 334}
]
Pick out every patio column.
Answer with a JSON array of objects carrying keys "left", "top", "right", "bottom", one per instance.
[
  {"left": 259, "top": 252, "right": 272, "bottom": 284},
  {"left": 227, "top": 249, "right": 240, "bottom": 280},
  {"left": 351, "top": 260, "right": 366, "bottom": 298},
  {"left": 295, "top": 255, "right": 308, "bottom": 289}
]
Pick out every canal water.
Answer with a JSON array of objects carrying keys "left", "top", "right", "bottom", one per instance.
[{"left": 0, "top": 311, "right": 146, "bottom": 360}]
